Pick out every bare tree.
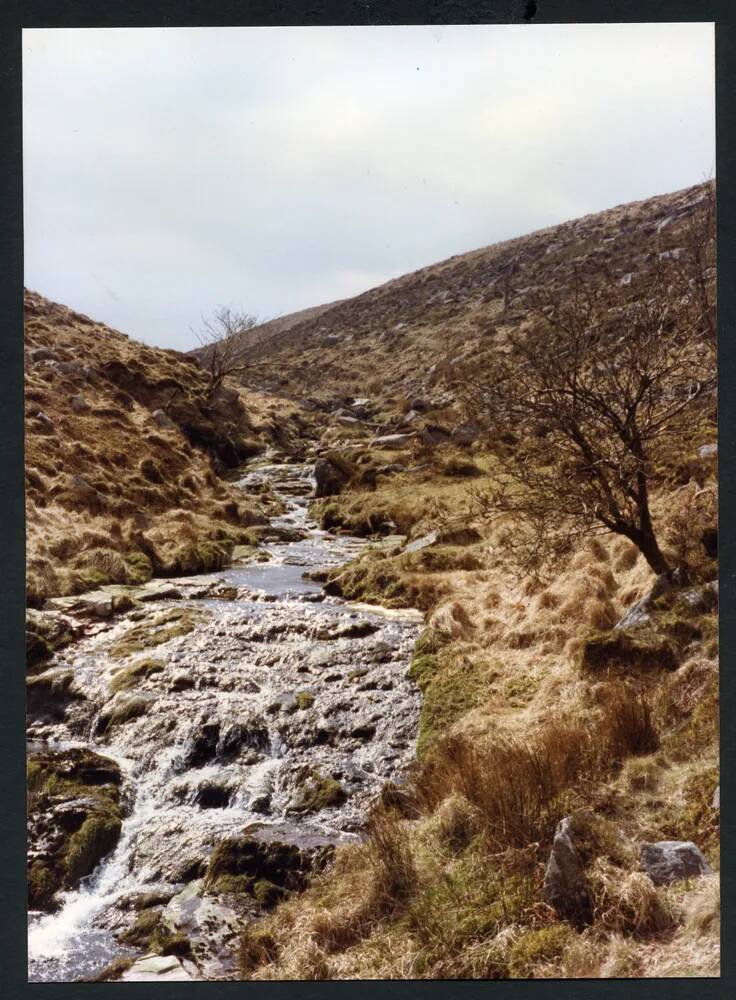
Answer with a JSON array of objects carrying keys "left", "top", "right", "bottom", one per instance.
[
  {"left": 461, "top": 243, "right": 716, "bottom": 579},
  {"left": 193, "top": 306, "right": 263, "bottom": 398}
]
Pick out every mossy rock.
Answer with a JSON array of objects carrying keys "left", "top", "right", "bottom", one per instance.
[
  {"left": 253, "top": 879, "right": 286, "bottom": 907},
  {"left": 110, "top": 658, "right": 164, "bottom": 693},
  {"left": 108, "top": 607, "right": 201, "bottom": 659},
  {"left": 205, "top": 836, "right": 328, "bottom": 896},
  {"left": 578, "top": 630, "right": 678, "bottom": 674},
  {"left": 290, "top": 772, "right": 348, "bottom": 813},
  {"left": 118, "top": 906, "right": 163, "bottom": 947},
  {"left": 508, "top": 923, "right": 572, "bottom": 977},
  {"left": 27, "top": 748, "right": 124, "bottom": 910},
  {"left": 65, "top": 814, "right": 123, "bottom": 882},
  {"left": 28, "top": 861, "right": 59, "bottom": 910},
  {"left": 294, "top": 690, "right": 315, "bottom": 710},
  {"left": 95, "top": 696, "right": 149, "bottom": 736},
  {"left": 27, "top": 670, "right": 84, "bottom": 719}
]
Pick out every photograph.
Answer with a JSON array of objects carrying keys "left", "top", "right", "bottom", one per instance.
[{"left": 22, "top": 22, "right": 718, "bottom": 983}]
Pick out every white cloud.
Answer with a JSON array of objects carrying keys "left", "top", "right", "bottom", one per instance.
[{"left": 23, "top": 23, "right": 714, "bottom": 350}]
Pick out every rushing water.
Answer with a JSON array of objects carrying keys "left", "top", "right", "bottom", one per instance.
[{"left": 27, "top": 463, "right": 422, "bottom": 982}]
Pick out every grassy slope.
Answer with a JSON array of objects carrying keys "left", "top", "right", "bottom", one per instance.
[
  {"left": 24, "top": 289, "right": 312, "bottom": 604},
  {"left": 233, "top": 184, "right": 719, "bottom": 979}
]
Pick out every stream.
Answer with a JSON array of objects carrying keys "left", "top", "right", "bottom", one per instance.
[{"left": 27, "top": 463, "right": 423, "bottom": 982}]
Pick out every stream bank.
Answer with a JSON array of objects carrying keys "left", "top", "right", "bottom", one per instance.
[{"left": 27, "top": 462, "right": 423, "bottom": 982}]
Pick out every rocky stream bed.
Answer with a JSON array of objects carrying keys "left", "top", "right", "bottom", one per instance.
[{"left": 26, "top": 463, "right": 423, "bottom": 982}]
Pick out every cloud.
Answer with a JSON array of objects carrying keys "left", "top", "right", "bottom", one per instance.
[{"left": 23, "top": 23, "right": 714, "bottom": 350}]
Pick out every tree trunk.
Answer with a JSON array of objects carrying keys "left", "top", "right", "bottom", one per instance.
[{"left": 630, "top": 527, "right": 671, "bottom": 576}]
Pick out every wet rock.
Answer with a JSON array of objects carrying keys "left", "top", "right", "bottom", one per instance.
[
  {"left": 640, "top": 841, "right": 713, "bottom": 885},
  {"left": 195, "top": 781, "right": 232, "bottom": 809},
  {"left": 27, "top": 748, "right": 124, "bottom": 911},
  {"left": 204, "top": 835, "right": 331, "bottom": 895},
  {"left": 543, "top": 817, "right": 592, "bottom": 926},
  {"left": 314, "top": 453, "right": 354, "bottom": 497}
]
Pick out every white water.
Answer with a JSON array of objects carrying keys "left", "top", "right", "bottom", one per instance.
[{"left": 27, "top": 462, "right": 422, "bottom": 982}]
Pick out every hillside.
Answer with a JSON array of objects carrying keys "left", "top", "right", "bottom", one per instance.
[
  {"left": 227, "top": 183, "right": 719, "bottom": 980},
  {"left": 244, "top": 182, "right": 714, "bottom": 409},
  {"left": 25, "top": 183, "right": 719, "bottom": 983},
  {"left": 24, "top": 289, "right": 314, "bottom": 605}
]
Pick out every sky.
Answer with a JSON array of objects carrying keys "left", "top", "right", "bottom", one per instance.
[{"left": 23, "top": 24, "right": 715, "bottom": 351}]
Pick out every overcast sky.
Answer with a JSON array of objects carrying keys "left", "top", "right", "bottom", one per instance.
[{"left": 23, "top": 24, "right": 714, "bottom": 351}]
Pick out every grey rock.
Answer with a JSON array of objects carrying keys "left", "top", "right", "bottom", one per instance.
[
  {"left": 121, "top": 953, "right": 196, "bottom": 982},
  {"left": 640, "top": 841, "right": 713, "bottom": 885},
  {"left": 543, "top": 817, "right": 591, "bottom": 925},
  {"left": 70, "top": 394, "right": 90, "bottom": 413},
  {"left": 30, "top": 347, "right": 54, "bottom": 362},
  {"left": 405, "top": 531, "right": 439, "bottom": 554},
  {"left": 151, "top": 408, "right": 177, "bottom": 430},
  {"left": 314, "top": 455, "right": 353, "bottom": 498},
  {"left": 699, "top": 443, "right": 718, "bottom": 459},
  {"left": 712, "top": 786, "right": 719, "bottom": 810},
  {"left": 614, "top": 595, "right": 652, "bottom": 630},
  {"left": 371, "top": 433, "right": 415, "bottom": 447}
]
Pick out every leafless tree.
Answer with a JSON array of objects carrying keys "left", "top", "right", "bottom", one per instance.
[
  {"left": 461, "top": 234, "right": 716, "bottom": 579},
  {"left": 193, "top": 306, "right": 263, "bottom": 398}
]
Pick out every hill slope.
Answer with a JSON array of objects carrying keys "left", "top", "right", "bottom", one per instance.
[
  {"left": 24, "top": 290, "right": 311, "bottom": 604},
  {"left": 228, "top": 184, "right": 719, "bottom": 980}
]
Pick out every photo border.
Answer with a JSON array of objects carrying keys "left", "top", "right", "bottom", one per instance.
[{"left": 1, "top": 2, "right": 732, "bottom": 998}]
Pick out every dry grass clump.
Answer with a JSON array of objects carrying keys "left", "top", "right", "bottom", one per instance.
[
  {"left": 588, "top": 859, "right": 676, "bottom": 936},
  {"left": 415, "top": 684, "right": 657, "bottom": 851}
]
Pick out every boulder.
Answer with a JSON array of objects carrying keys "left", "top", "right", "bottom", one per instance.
[
  {"left": 405, "top": 531, "right": 439, "bottom": 554},
  {"left": 121, "top": 954, "right": 196, "bottom": 982},
  {"left": 151, "top": 408, "right": 176, "bottom": 430},
  {"left": 314, "top": 453, "right": 354, "bottom": 498},
  {"left": 70, "top": 394, "right": 90, "bottom": 413},
  {"left": 542, "top": 817, "right": 592, "bottom": 926},
  {"left": 640, "top": 841, "right": 713, "bottom": 885},
  {"left": 370, "top": 433, "right": 415, "bottom": 448},
  {"left": 698, "top": 443, "right": 717, "bottom": 459}
]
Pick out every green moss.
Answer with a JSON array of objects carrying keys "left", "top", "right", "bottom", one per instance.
[
  {"left": 211, "top": 873, "right": 254, "bottom": 894},
  {"left": 324, "top": 553, "right": 413, "bottom": 608},
  {"left": 118, "top": 907, "right": 163, "bottom": 946},
  {"left": 414, "top": 648, "right": 498, "bottom": 758},
  {"left": 123, "top": 550, "right": 153, "bottom": 585},
  {"left": 87, "top": 956, "right": 136, "bottom": 982},
  {"left": 154, "top": 930, "right": 193, "bottom": 958},
  {"left": 294, "top": 691, "right": 315, "bottom": 710},
  {"left": 292, "top": 772, "right": 348, "bottom": 813},
  {"left": 253, "top": 879, "right": 286, "bottom": 907},
  {"left": 108, "top": 608, "right": 201, "bottom": 658},
  {"left": 95, "top": 696, "right": 149, "bottom": 736},
  {"left": 508, "top": 924, "right": 572, "bottom": 977},
  {"left": 110, "top": 658, "right": 164, "bottom": 693},
  {"left": 28, "top": 861, "right": 59, "bottom": 910},
  {"left": 578, "top": 630, "right": 678, "bottom": 674},
  {"left": 407, "top": 653, "right": 438, "bottom": 690},
  {"left": 65, "top": 814, "right": 122, "bottom": 882}
]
